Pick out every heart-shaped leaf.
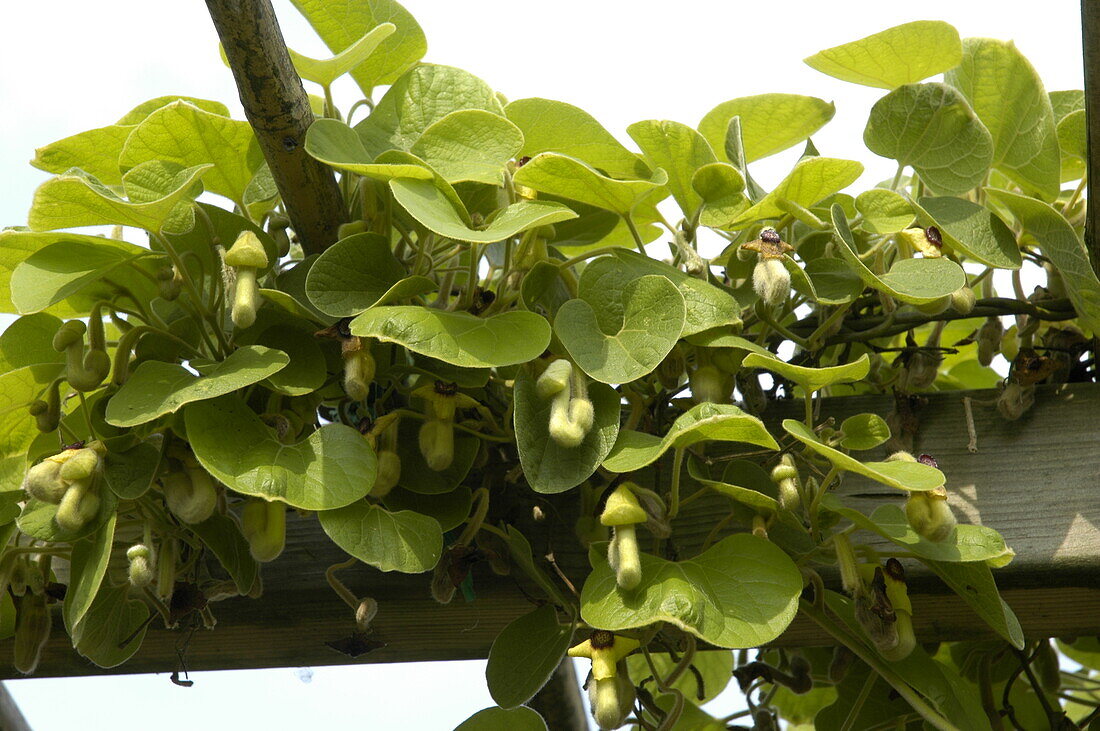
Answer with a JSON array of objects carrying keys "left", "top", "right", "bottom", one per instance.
[
  {"left": 803, "top": 258, "right": 865, "bottom": 305},
  {"left": 820, "top": 495, "right": 1009, "bottom": 563},
  {"left": 105, "top": 346, "right": 290, "bottom": 427},
  {"left": 486, "top": 605, "right": 573, "bottom": 709},
  {"left": 288, "top": 22, "right": 395, "bottom": 87},
  {"left": 352, "top": 307, "right": 550, "bottom": 368},
  {"left": 555, "top": 275, "right": 685, "bottom": 384},
  {"left": 946, "top": 38, "right": 1059, "bottom": 200},
  {"left": 911, "top": 196, "right": 1021, "bottom": 269},
  {"left": 393, "top": 418, "right": 478, "bottom": 495},
  {"left": 687, "top": 457, "right": 781, "bottom": 515},
  {"left": 728, "top": 156, "right": 863, "bottom": 227},
  {"left": 0, "top": 313, "right": 65, "bottom": 373},
  {"left": 384, "top": 485, "right": 472, "bottom": 532},
  {"left": 305, "top": 119, "right": 436, "bottom": 180},
  {"left": 804, "top": 21, "right": 962, "bottom": 89},
  {"left": 64, "top": 514, "right": 116, "bottom": 636},
  {"left": 506, "top": 98, "right": 649, "bottom": 180},
  {"left": 603, "top": 403, "right": 778, "bottom": 473},
  {"left": 288, "top": 0, "right": 426, "bottom": 95},
  {"left": 390, "top": 177, "right": 577, "bottom": 244},
  {"left": 103, "top": 437, "right": 163, "bottom": 499},
  {"left": 455, "top": 707, "right": 547, "bottom": 731},
  {"left": 838, "top": 413, "right": 891, "bottom": 450},
  {"left": 864, "top": 83, "right": 992, "bottom": 196},
  {"left": 855, "top": 189, "right": 914, "bottom": 233},
  {"left": 627, "top": 120, "right": 717, "bottom": 219},
  {"left": 32, "top": 125, "right": 134, "bottom": 186},
  {"left": 783, "top": 419, "right": 944, "bottom": 491},
  {"left": 73, "top": 583, "right": 150, "bottom": 668},
  {"left": 409, "top": 109, "right": 525, "bottom": 185},
  {"left": 17, "top": 487, "right": 119, "bottom": 543},
  {"left": 120, "top": 101, "right": 261, "bottom": 203},
  {"left": 305, "top": 232, "right": 407, "bottom": 317},
  {"left": 513, "top": 366, "right": 620, "bottom": 494},
  {"left": 189, "top": 512, "right": 258, "bottom": 594},
  {"left": 693, "top": 162, "right": 750, "bottom": 228},
  {"left": 185, "top": 396, "right": 376, "bottom": 510},
  {"left": 580, "top": 534, "right": 801, "bottom": 648},
  {"left": 512, "top": 153, "right": 668, "bottom": 217},
  {"left": 985, "top": 188, "right": 1100, "bottom": 335},
  {"left": 252, "top": 326, "right": 326, "bottom": 396},
  {"left": 831, "top": 204, "right": 966, "bottom": 305},
  {"left": 319, "top": 501, "right": 442, "bottom": 573},
  {"left": 626, "top": 650, "right": 734, "bottom": 705},
  {"left": 742, "top": 353, "right": 869, "bottom": 394},
  {"left": 28, "top": 165, "right": 210, "bottom": 232},
  {"left": 699, "top": 94, "right": 835, "bottom": 163},
  {"left": 924, "top": 560, "right": 1024, "bottom": 649}
]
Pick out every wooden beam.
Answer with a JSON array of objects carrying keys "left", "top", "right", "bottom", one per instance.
[
  {"left": 204, "top": 0, "right": 345, "bottom": 255},
  {"left": 0, "top": 683, "right": 31, "bottom": 731},
  {"left": 528, "top": 660, "right": 588, "bottom": 731},
  {"left": 6, "top": 383, "right": 1100, "bottom": 678},
  {"left": 1083, "top": 0, "right": 1100, "bottom": 276}
]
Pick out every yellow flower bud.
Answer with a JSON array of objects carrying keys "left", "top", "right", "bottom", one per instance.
[
  {"left": 371, "top": 451, "right": 401, "bottom": 499},
  {"left": 55, "top": 479, "right": 99, "bottom": 532},
  {"left": 127, "top": 544, "right": 156, "bottom": 588},
  {"left": 905, "top": 486, "right": 956, "bottom": 542},
  {"left": 418, "top": 420, "right": 454, "bottom": 472},
  {"left": 241, "top": 499, "right": 286, "bottom": 563}
]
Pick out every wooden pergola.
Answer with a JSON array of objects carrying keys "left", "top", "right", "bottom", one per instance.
[{"left": 1, "top": 1, "right": 1098, "bottom": 727}]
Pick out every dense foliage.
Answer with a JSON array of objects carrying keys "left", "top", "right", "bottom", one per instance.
[{"left": 1, "top": 4, "right": 1097, "bottom": 729}]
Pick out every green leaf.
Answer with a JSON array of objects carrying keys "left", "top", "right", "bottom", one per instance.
[
  {"left": 804, "top": 258, "right": 865, "bottom": 305},
  {"left": 627, "top": 120, "right": 717, "bottom": 218},
  {"left": 699, "top": 94, "right": 835, "bottom": 163},
  {"left": 289, "top": 0, "right": 426, "bottom": 95},
  {"left": 251, "top": 326, "right": 326, "bottom": 397},
  {"left": 410, "top": 109, "right": 525, "bottom": 185},
  {"left": 831, "top": 204, "right": 967, "bottom": 305},
  {"left": 32, "top": 125, "right": 133, "bottom": 186},
  {"left": 864, "top": 83, "right": 993, "bottom": 196},
  {"left": 603, "top": 403, "right": 778, "bottom": 473},
  {"left": 783, "top": 418, "right": 944, "bottom": 491},
  {"left": 815, "top": 661, "right": 911, "bottom": 729},
  {"left": 911, "top": 196, "right": 1022, "bottom": 269},
  {"left": 356, "top": 64, "right": 503, "bottom": 157},
  {"left": 727, "top": 156, "right": 863, "bottom": 227},
  {"left": 64, "top": 513, "right": 116, "bottom": 637},
  {"left": 10, "top": 237, "right": 155, "bottom": 315},
  {"left": 693, "top": 162, "right": 750, "bottom": 228},
  {"left": 512, "top": 153, "right": 668, "bottom": 217},
  {"left": 121, "top": 160, "right": 204, "bottom": 234},
  {"left": 288, "top": 23, "right": 395, "bottom": 87},
  {"left": 505, "top": 98, "right": 649, "bottom": 180},
  {"left": 821, "top": 496, "right": 1009, "bottom": 562},
  {"left": 105, "top": 346, "right": 289, "bottom": 427},
  {"left": 855, "top": 188, "right": 914, "bottom": 233},
  {"left": 383, "top": 486, "right": 471, "bottom": 532},
  {"left": 116, "top": 96, "right": 231, "bottom": 125},
  {"left": 626, "top": 651, "right": 733, "bottom": 705},
  {"left": 839, "top": 413, "right": 891, "bottom": 450},
  {"left": 580, "top": 534, "right": 801, "bottom": 648},
  {"left": 103, "top": 437, "right": 163, "bottom": 500},
  {"left": 985, "top": 189, "right": 1100, "bottom": 335},
  {"left": 486, "top": 605, "right": 573, "bottom": 709},
  {"left": 1057, "top": 109, "right": 1086, "bottom": 161},
  {"left": 687, "top": 457, "right": 780, "bottom": 515},
  {"left": 946, "top": 38, "right": 1060, "bottom": 200},
  {"left": 503, "top": 526, "right": 572, "bottom": 610},
  {"left": 305, "top": 233, "right": 407, "bottom": 317},
  {"left": 28, "top": 165, "right": 209, "bottom": 232},
  {"left": 804, "top": 21, "right": 962, "bottom": 89},
  {"left": 513, "top": 367, "right": 620, "bottom": 494},
  {"left": 581, "top": 251, "right": 741, "bottom": 337},
  {"left": 120, "top": 101, "right": 261, "bottom": 202},
  {"left": 0, "top": 313, "right": 64, "bottom": 372},
  {"left": 351, "top": 307, "right": 551, "bottom": 368},
  {"left": 393, "top": 418, "right": 478, "bottom": 495},
  {"left": 742, "top": 352, "right": 869, "bottom": 394},
  {"left": 319, "top": 501, "right": 442, "bottom": 573},
  {"left": 390, "top": 177, "right": 577, "bottom": 244},
  {"left": 185, "top": 396, "right": 376, "bottom": 510},
  {"left": 189, "top": 512, "right": 259, "bottom": 594},
  {"left": 73, "top": 583, "right": 150, "bottom": 668},
  {"left": 923, "top": 560, "right": 1025, "bottom": 649},
  {"left": 555, "top": 275, "right": 685, "bottom": 384},
  {"left": 455, "top": 707, "right": 547, "bottom": 731},
  {"left": 304, "top": 119, "right": 436, "bottom": 181}
]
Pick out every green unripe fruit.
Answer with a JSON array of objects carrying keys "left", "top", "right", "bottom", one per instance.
[
  {"left": 370, "top": 451, "right": 401, "bottom": 499},
  {"left": 418, "top": 419, "right": 454, "bottom": 472},
  {"left": 13, "top": 593, "right": 50, "bottom": 675},
  {"left": 55, "top": 479, "right": 99, "bottom": 532},
  {"left": 241, "top": 499, "right": 286, "bottom": 563},
  {"left": 905, "top": 487, "right": 956, "bottom": 542}
]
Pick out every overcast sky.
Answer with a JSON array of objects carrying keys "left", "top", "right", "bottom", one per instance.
[{"left": 0, "top": 1, "right": 1085, "bottom": 728}]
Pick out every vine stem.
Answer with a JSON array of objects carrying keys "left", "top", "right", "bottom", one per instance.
[
  {"left": 623, "top": 214, "right": 648, "bottom": 255},
  {"left": 668, "top": 448, "right": 686, "bottom": 520},
  {"left": 839, "top": 668, "right": 877, "bottom": 731},
  {"left": 798, "top": 599, "right": 958, "bottom": 731}
]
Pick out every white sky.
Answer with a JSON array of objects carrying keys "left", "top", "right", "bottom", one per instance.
[{"left": 0, "top": 1, "right": 1085, "bottom": 729}]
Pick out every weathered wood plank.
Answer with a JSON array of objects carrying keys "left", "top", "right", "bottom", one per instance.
[{"left": 6, "top": 383, "right": 1099, "bottom": 678}]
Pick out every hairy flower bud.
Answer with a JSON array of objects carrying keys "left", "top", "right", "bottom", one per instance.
[
  {"left": 127, "top": 544, "right": 155, "bottom": 588},
  {"left": 690, "top": 365, "right": 729, "bottom": 404},
  {"left": 55, "top": 479, "right": 100, "bottom": 532},
  {"left": 13, "top": 593, "right": 50, "bottom": 675},
  {"left": 241, "top": 499, "right": 286, "bottom": 563},
  {"left": 370, "top": 451, "right": 401, "bottom": 499},
  {"left": 753, "top": 258, "right": 791, "bottom": 307},
  {"left": 905, "top": 486, "right": 956, "bottom": 542},
  {"left": 950, "top": 286, "right": 976, "bottom": 315},
  {"left": 770, "top": 455, "right": 801, "bottom": 510},
  {"left": 418, "top": 419, "right": 454, "bottom": 472},
  {"left": 163, "top": 467, "right": 217, "bottom": 524}
]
